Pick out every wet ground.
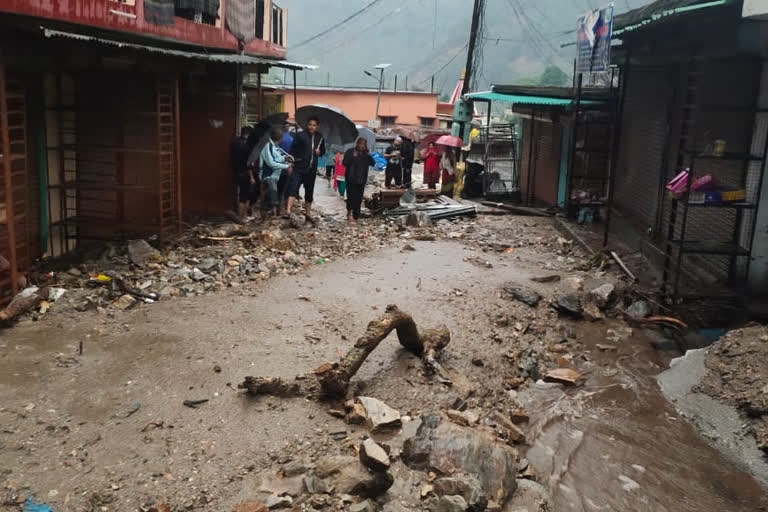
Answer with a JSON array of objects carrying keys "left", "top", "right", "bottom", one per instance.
[{"left": 1, "top": 184, "right": 767, "bottom": 511}]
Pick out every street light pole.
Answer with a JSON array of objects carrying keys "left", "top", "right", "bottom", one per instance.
[{"left": 375, "top": 67, "right": 384, "bottom": 123}]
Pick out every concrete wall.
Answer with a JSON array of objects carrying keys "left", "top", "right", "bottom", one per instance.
[
  {"left": 278, "top": 89, "right": 439, "bottom": 126},
  {"left": 748, "top": 61, "right": 768, "bottom": 290}
]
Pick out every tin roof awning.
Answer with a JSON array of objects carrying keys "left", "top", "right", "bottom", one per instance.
[
  {"left": 464, "top": 91, "right": 603, "bottom": 107},
  {"left": 42, "top": 28, "right": 316, "bottom": 70},
  {"left": 613, "top": 0, "right": 732, "bottom": 36}
]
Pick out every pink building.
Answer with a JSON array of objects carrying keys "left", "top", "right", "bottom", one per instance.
[{"left": 270, "top": 86, "right": 440, "bottom": 128}]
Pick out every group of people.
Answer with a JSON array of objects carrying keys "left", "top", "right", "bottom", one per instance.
[
  {"left": 422, "top": 141, "right": 457, "bottom": 195},
  {"left": 230, "top": 117, "right": 325, "bottom": 224},
  {"left": 383, "top": 136, "right": 415, "bottom": 188},
  {"left": 231, "top": 117, "right": 375, "bottom": 224}
]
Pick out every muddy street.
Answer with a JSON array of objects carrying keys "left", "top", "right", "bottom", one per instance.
[{"left": 1, "top": 195, "right": 767, "bottom": 511}]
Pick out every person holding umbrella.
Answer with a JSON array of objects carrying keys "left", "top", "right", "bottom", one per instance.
[
  {"left": 288, "top": 116, "right": 325, "bottom": 222},
  {"left": 422, "top": 142, "right": 441, "bottom": 190}
]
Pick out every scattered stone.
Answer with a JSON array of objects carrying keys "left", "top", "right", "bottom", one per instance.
[
  {"left": 509, "top": 479, "right": 551, "bottom": 511},
  {"left": 501, "top": 283, "right": 542, "bottom": 307},
  {"left": 190, "top": 268, "right": 208, "bottom": 281},
  {"left": 563, "top": 277, "right": 584, "bottom": 292},
  {"left": 403, "top": 413, "right": 518, "bottom": 507},
  {"left": 403, "top": 211, "right": 432, "bottom": 228},
  {"left": 433, "top": 475, "right": 487, "bottom": 510},
  {"left": 359, "top": 438, "right": 390, "bottom": 472},
  {"left": 590, "top": 283, "right": 615, "bottom": 308},
  {"left": 551, "top": 294, "right": 583, "bottom": 318},
  {"left": 626, "top": 300, "right": 651, "bottom": 319},
  {"left": 281, "top": 460, "right": 307, "bottom": 478},
  {"left": 128, "top": 239, "right": 160, "bottom": 267},
  {"left": 314, "top": 455, "right": 393, "bottom": 497},
  {"left": 543, "top": 368, "right": 582, "bottom": 386},
  {"left": 265, "top": 495, "right": 293, "bottom": 509},
  {"left": 471, "top": 357, "right": 484, "bottom": 367},
  {"left": 436, "top": 495, "right": 468, "bottom": 512},
  {"left": 112, "top": 294, "right": 137, "bottom": 311},
  {"left": 349, "top": 500, "right": 376, "bottom": 512},
  {"left": 67, "top": 267, "right": 83, "bottom": 277},
  {"left": 402, "top": 244, "right": 416, "bottom": 252},
  {"left": 303, "top": 474, "right": 329, "bottom": 495},
  {"left": 509, "top": 409, "right": 530, "bottom": 424},
  {"left": 356, "top": 397, "right": 402, "bottom": 431},
  {"left": 233, "top": 503, "right": 268, "bottom": 512},
  {"left": 347, "top": 403, "right": 367, "bottom": 424},
  {"left": 596, "top": 344, "right": 618, "bottom": 352},
  {"left": 488, "top": 411, "right": 526, "bottom": 444},
  {"left": 213, "top": 365, "right": 222, "bottom": 373},
  {"left": 260, "top": 229, "right": 295, "bottom": 251},
  {"left": 583, "top": 303, "right": 604, "bottom": 321},
  {"left": 530, "top": 274, "right": 560, "bottom": 283},
  {"left": 446, "top": 409, "right": 480, "bottom": 427}
]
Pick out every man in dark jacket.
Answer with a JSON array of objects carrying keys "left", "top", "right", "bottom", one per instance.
[
  {"left": 230, "top": 125, "right": 255, "bottom": 220},
  {"left": 288, "top": 116, "right": 325, "bottom": 221},
  {"left": 400, "top": 137, "right": 415, "bottom": 187}
]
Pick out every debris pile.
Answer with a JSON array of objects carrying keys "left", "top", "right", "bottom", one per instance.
[{"left": 699, "top": 325, "right": 768, "bottom": 453}]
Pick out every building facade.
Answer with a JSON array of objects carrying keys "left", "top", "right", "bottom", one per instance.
[
  {"left": 611, "top": 0, "right": 768, "bottom": 296},
  {"left": 269, "top": 86, "right": 440, "bottom": 128},
  {"left": 0, "top": 0, "right": 303, "bottom": 301}
]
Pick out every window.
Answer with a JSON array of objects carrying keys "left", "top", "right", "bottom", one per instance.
[
  {"left": 272, "top": 5, "right": 279, "bottom": 43},
  {"left": 256, "top": 0, "right": 265, "bottom": 39},
  {"left": 420, "top": 117, "right": 436, "bottom": 127},
  {"left": 379, "top": 116, "right": 397, "bottom": 127},
  {"left": 175, "top": 0, "right": 219, "bottom": 26}
]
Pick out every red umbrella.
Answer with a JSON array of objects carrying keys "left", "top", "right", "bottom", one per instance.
[
  {"left": 436, "top": 135, "right": 464, "bottom": 148},
  {"left": 419, "top": 132, "right": 448, "bottom": 151}
]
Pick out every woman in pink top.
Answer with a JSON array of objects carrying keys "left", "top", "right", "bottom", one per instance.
[
  {"left": 422, "top": 142, "right": 441, "bottom": 189},
  {"left": 333, "top": 151, "right": 347, "bottom": 197}
]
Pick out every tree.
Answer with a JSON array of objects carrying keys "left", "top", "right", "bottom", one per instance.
[{"left": 538, "top": 65, "right": 569, "bottom": 87}]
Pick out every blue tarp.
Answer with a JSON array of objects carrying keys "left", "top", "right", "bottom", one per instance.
[
  {"left": 371, "top": 152, "right": 387, "bottom": 171},
  {"left": 23, "top": 497, "right": 53, "bottom": 512}
]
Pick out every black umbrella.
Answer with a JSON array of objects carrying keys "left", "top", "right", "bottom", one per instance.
[{"left": 296, "top": 104, "right": 359, "bottom": 146}]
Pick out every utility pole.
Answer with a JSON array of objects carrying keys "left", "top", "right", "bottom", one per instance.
[
  {"left": 462, "top": 0, "right": 482, "bottom": 96},
  {"left": 405, "top": 75, "right": 408, "bottom": 91},
  {"left": 394, "top": 74, "right": 398, "bottom": 92},
  {"left": 430, "top": 75, "right": 434, "bottom": 93}
]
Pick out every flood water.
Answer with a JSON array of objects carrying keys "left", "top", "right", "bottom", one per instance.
[{"left": 521, "top": 323, "right": 768, "bottom": 511}]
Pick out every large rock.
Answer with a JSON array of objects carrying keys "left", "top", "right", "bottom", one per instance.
[
  {"left": 589, "top": 283, "right": 615, "bottom": 308},
  {"left": 402, "top": 413, "right": 518, "bottom": 507},
  {"left": 501, "top": 284, "right": 542, "bottom": 307},
  {"left": 314, "top": 455, "right": 393, "bottom": 497},
  {"left": 357, "top": 397, "right": 402, "bottom": 431}
]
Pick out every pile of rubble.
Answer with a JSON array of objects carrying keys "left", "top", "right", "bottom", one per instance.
[
  {"left": 698, "top": 325, "right": 768, "bottom": 453},
  {"left": 231, "top": 396, "right": 548, "bottom": 512}
]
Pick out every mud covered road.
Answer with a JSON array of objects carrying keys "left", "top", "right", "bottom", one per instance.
[{"left": 1, "top": 191, "right": 766, "bottom": 511}]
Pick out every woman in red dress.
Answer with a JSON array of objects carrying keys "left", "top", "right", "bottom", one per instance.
[{"left": 422, "top": 142, "right": 441, "bottom": 189}]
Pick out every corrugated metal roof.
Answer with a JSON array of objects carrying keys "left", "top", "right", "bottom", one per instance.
[
  {"left": 614, "top": 0, "right": 731, "bottom": 34},
  {"left": 42, "top": 28, "right": 315, "bottom": 70},
  {"left": 465, "top": 91, "right": 602, "bottom": 107}
]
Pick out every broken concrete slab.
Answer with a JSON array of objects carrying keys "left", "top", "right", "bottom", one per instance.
[{"left": 402, "top": 413, "right": 518, "bottom": 506}]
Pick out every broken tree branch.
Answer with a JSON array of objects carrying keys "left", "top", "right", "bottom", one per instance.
[
  {"left": 239, "top": 305, "right": 451, "bottom": 399},
  {"left": 610, "top": 251, "right": 637, "bottom": 282}
]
